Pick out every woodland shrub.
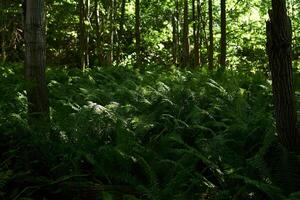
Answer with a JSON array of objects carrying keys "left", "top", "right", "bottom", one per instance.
[{"left": 1, "top": 63, "right": 300, "bottom": 199}]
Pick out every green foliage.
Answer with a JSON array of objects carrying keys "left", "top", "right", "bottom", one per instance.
[
  {"left": 2, "top": 0, "right": 300, "bottom": 198},
  {"left": 1, "top": 63, "right": 300, "bottom": 199}
]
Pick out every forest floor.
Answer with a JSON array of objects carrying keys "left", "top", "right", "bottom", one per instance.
[{"left": 1, "top": 63, "right": 300, "bottom": 199}]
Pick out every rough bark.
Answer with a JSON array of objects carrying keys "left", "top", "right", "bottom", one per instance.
[
  {"left": 24, "top": 0, "right": 50, "bottom": 129},
  {"left": 208, "top": 0, "right": 214, "bottom": 70},
  {"left": 267, "top": 0, "right": 300, "bottom": 152},
  {"left": 219, "top": 0, "right": 226, "bottom": 68},
  {"left": 182, "top": 0, "right": 189, "bottom": 68}
]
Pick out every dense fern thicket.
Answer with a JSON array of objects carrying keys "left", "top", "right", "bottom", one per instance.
[{"left": 1, "top": 63, "right": 300, "bottom": 199}]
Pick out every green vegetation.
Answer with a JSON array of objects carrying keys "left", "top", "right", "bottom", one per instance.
[
  {"left": 1, "top": 0, "right": 300, "bottom": 199},
  {"left": 1, "top": 63, "right": 300, "bottom": 199}
]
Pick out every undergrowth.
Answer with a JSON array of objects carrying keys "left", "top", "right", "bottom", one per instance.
[{"left": 1, "top": 63, "right": 300, "bottom": 199}]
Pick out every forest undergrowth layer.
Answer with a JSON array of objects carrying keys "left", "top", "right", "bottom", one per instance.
[{"left": 1, "top": 63, "right": 300, "bottom": 200}]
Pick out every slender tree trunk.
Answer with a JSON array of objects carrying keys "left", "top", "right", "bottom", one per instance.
[
  {"left": 1, "top": 0, "right": 7, "bottom": 63},
  {"left": 79, "top": 0, "right": 85, "bottom": 68},
  {"left": 197, "top": 0, "right": 202, "bottom": 66},
  {"left": 208, "top": 0, "right": 214, "bottom": 70},
  {"left": 117, "top": 0, "right": 126, "bottom": 64},
  {"left": 108, "top": 0, "right": 114, "bottom": 65},
  {"left": 172, "top": 15, "right": 177, "bottom": 65},
  {"left": 267, "top": 0, "right": 300, "bottom": 152},
  {"left": 1, "top": 31, "right": 5, "bottom": 63},
  {"left": 172, "top": 0, "right": 179, "bottom": 66},
  {"left": 95, "top": 0, "right": 104, "bottom": 65},
  {"left": 135, "top": 0, "right": 141, "bottom": 66},
  {"left": 176, "top": 0, "right": 180, "bottom": 65},
  {"left": 193, "top": 0, "right": 201, "bottom": 67},
  {"left": 79, "top": 0, "right": 89, "bottom": 69},
  {"left": 219, "top": 0, "right": 226, "bottom": 68},
  {"left": 85, "top": 0, "right": 90, "bottom": 67},
  {"left": 192, "top": 0, "right": 196, "bottom": 67},
  {"left": 182, "top": 0, "right": 189, "bottom": 68},
  {"left": 178, "top": 2, "right": 183, "bottom": 63},
  {"left": 24, "top": 0, "right": 50, "bottom": 130},
  {"left": 200, "top": 1, "right": 208, "bottom": 65}
]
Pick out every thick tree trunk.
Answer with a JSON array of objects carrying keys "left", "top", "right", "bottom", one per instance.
[
  {"left": 182, "top": 0, "right": 189, "bottom": 68},
  {"left": 267, "top": 0, "right": 300, "bottom": 152},
  {"left": 135, "top": 0, "right": 141, "bottom": 66},
  {"left": 208, "top": 0, "right": 214, "bottom": 70},
  {"left": 24, "top": 0, "right": 50, "bottom": 129},
  {"left": 219, "top": 0, "right": 226, "bottom": 68}
]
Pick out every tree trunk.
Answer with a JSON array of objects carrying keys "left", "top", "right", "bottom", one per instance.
[
  {"left": 200, "top": 1, "right": 208, "bottom": 65},
  {"left": 192, "top": 0, "right": 196, "bottom": 67},
  {"left": 219, "top": 0, "right": 226, "bottom": 68},
  {"left": 208, "top": 0, "right": 214, "bottom": 70},
  {"left": 1, "top": 0, "right": 7, "bottom": 63},
  {"left": 95, "top": 0, "right": 104, "bottom": 66},
  {"left": 24, "top": 0, "right": 50, "bottom": 130},
  {"left": 85, "top": 0, "right": 90, "bottom": 67},
  {"left": 108, "top": 0, "right": 114, "bottom": 65},
  {"left": 135, "top": 0, "right": 141, "bottom": 66},
  {"left": 79, "top": 0, "right": 89, "bottom": 69},
  {"left": 182, "top": 0, "right": 189, "bottom": 68},
  {"left": 267, "top": 0, "right": 300, "bottom": 152},
  {"left": 117, "top": 0, "right": 126, "bottom": 64},
  {"left": 172, "top": 0, "right": 179, "bottom": 66},
  {"left": 195, "top": 0, "right": 202, "bottom": 67}
]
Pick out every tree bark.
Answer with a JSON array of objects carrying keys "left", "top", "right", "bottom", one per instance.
[
  {"left": 1, "top": 0, "right": 7, "bottom": 63},
  {"left": 94, "top": 0, "right": 104, "bottom": 66},
  {"left": 172, "top": 0, "right": 179, "bottom": 66},
  {"left": 194, "top": 0, "right": 201, "bottom": 67},
  {"left": 182, "top": 0, "right": 189, "bottom": 68},
  {"left": 135, "top": 0, "right": 141, "bottom": 67},
  {"left": 200, "top": 1, "right": 208, "bottom": 65},
  {"left": 267, "top": 0, "right": 300, "bottom": 152},
  {"left": 108, "top": 0, "right": 114, "bottom": 65},
  {"left": 85, "top": 0, "right": 90, "bottom": 67},
  {"left": 24, "top": 0, "right": 50, "bottom": 130},
  {"left": 192, "top": 0, "right": 196, "bottom": 67},
  {"left": 219, "top": 0, "right": 226, "bottom": 68},
  {"left": 79, "top": 0, "right": 90, "bottom": 69},
  {"left": 117, "top": 0, "right": 126, "bottom": 64},
  {"left": 208, "top": 0, "right": 214, "bottom": 70}
]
